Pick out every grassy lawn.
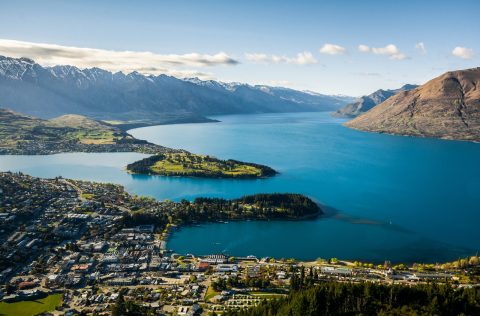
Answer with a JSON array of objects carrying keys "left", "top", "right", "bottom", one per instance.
[
  {"left": 81, "top": 193, "right": 95, "bottom": 200},
  {"left": 0, "top": 294, "right": 62, "bottom": 316},
  {"left": 205, "top": 286, "right": 220, "bottom": 302},
  {"left": 150, "top": 153, "right": 262, "bottom": 177},
  {"left": 68, "top": 130, "right": 117, "bottom": 144}
]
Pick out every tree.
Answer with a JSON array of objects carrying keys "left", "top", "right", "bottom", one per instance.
[
  {"left": 224, "top": 281, "right": 480, "bottom": 316},
  {"left": 5, "top": 283, "right": 14, "bottom": 294},
  {"left": 111, "top": 292, "right": 126, "bottom": 316}
]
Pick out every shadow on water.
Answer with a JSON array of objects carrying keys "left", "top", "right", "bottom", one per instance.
[
  {"left": 319, "top": 203, "right": 412, "bottom": 234},
  {"left": 369, "top": 238, "right": 476, "bottom": 264},
  {"left": 319, "top": 204, "right": 476, "bottom": 263},
  {"left": 221, "top": 234, "right": 256, "bottom": 254},
  {"left": 129, "top": 172, "right": 269, "bottom": 184}
]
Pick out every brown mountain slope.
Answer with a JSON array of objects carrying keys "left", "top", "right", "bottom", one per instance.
[
  {"left": 48, "top": 114, "right": 113, "bottom": 130},
  {"left": 345, "top": 68, "right": 480, "bottom": 142}
]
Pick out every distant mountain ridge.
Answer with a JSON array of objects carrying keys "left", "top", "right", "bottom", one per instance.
[
  {"left": 345, "top": 68, "right": 480, "bottom": 142},
  {"left": 0, "top": 55, "right": 353, "bottom": 120},
  {"left": 333, "top": 84, "right": 418, "bottom": 118}
]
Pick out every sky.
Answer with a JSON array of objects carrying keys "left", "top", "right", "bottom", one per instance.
[{"left": 0, "top": 0, "right": 478, "bottom": 96}]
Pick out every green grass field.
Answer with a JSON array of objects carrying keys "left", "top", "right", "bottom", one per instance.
[
  {"left": 0, "top": 109, "right": 125, "bottom": 148},
  {"left": 66, "top": 130, "right": 118, "bottom": 144},
  {"left": 205, "top": 286, "right": 221, "bottom": 301},
  {"left": 150, "top": 153, "right": 262, "bottom": 177},
  {"left": 81, "top": 193, "right": 95, "bottom": 200},
  {"left": 0, "top": 294, "right": 62, "bottom": 316}
]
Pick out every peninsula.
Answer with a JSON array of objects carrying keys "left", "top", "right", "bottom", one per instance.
[
  {"left": 0, "top": 108, "right": 169, "bottom": 155},
  {"left": 0, "top": 108, "right": 277, "bottom": 179},
  {"left": 0, "top": 172, "right": 320, "bottom": 237},
  {"left": 1, "top": 171, "right": 479, "bottom": 316}
]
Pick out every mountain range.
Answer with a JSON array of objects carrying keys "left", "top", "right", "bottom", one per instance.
[
  {"left": 333, "top": 84, "right": 418, "bottom": 118},
  {"left": 345, "top": 67, "right": 480, "bottom": 142},
  {"left": 2, "top": 55, "right": 478, "bottom": 142},
  {"left": 0, "top": 55, "right": 353, "bottom": 121}
]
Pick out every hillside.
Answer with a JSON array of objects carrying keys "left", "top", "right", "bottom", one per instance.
[
  {"left": 0, "top": 108, "right": 166, "bottom": 154},
  {"left": 48, "top": 114, "right": 118, "bottom": 129},
  {"left": 0, "top": 56, "right": 352, "bottom": 120},
  {"left": 333, "top": 84, "right": 417, "bottom": 118},
  {"left": 225, "top": 282, "right": 480, "bottom": 316},
  {"left": 345, "top": 68, "right": 480, "bottom": 142}
]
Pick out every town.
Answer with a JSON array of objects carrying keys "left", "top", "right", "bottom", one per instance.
[{"left": 0, "top": 171, "right": 479, "bottom": 315}]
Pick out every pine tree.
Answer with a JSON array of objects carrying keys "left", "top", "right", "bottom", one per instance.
[{"left": 111, "top": 292, "right": 126, "bottom": 316}]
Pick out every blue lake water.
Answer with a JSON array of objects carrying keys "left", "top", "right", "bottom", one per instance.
[{"left": 1, "top": 112, "right": 479, "bottom": 262}]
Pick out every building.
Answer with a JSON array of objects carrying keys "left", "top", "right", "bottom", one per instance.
[
  {"left": 135, "top": 225, "right": 155, "bottom": 233},
  {"left": 177, "top": 304, "right": 200, "bottom": 315},
  {"left": 197, "top": 262, "right": 210, "bottom": 271},
  {"left": 202, "top": 254, "right": 228, "bottom": 264},
  {"left": 216, "top": 264, "right": 238, "bottom": 273},
  {"left": 105, "top": 278, "right": 136, "bottom": 286}
]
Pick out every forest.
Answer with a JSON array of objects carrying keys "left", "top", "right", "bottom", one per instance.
[
  {"left": 121, "top": 193, "right": 322, "bottom": 231},
  {"left": 224, "top": 281, "right": 480, "bottom": 316}
]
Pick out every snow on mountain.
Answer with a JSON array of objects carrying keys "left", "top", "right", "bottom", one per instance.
[{"left": 0, "top": 55, "right": 353, "bottom": 119}]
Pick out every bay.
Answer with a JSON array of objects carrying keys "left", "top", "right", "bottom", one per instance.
[{"left": 1, "top": 112, "right": 479, "bottom": 262}]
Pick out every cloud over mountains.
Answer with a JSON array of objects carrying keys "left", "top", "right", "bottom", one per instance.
[
  {"left": 244, "top": 52, "right": 317, "bottom": 65},
  {"left": 0, "top": 39, "right": 239, "bottom": 79}
]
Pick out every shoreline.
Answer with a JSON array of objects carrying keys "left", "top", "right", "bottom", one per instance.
[
  {"left": 126, "top": 169, "right": 278, "bottom": 179},
  {"left": 126, "top": 153, "right": 278, "bottom": 180},
  {"left": 344, "top": 124, "right": 480, "bottom": 144},
  {"left": 1, "top": 170, "right": 476, "bottom": 267},
  {"left": 113, "top": 116, "right": 220, "bottom": 131}
]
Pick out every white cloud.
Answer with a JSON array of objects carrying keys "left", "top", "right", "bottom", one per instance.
[
  {"left": 415, "top": 42, "right": 427, "bottom": 54},
  {"left": 0, "top": 39, "right": 238, "bottom": 79},
  {"left": 358, "top": 44, "right": 371, "bottom": 53},
  {"left": 452, "top": 46, "right": 474, "bottom": 59},
  {"left": 319, "top": 43, "right": 346, "bottom": 55},
  {"left": 245, "top": 51, "right": 317, "bottom": 65},
  {"left": 294, "top": 52, "right": 318, "bottom": 64},
  {"left": 162, "top": 69, "right": 216, "bottom": 79},
  {"left": 244, "top": 53, "right": 269, "bottom": 63},
  {"left": 357, "top": 44, "right": 407, "bottom": 60},
  {"left": 355, "top": 72, "right": 382, "bottom": 77},
  {"left": 266, "top": 80, "right": 293, "bottom": 87},
  {"left": 371, "top": 44, "right": 408, "bottom": 60}
]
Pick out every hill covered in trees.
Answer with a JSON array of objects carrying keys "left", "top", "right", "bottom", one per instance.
[
  {"left": 195, "top": 193, "right": 322, "bottom": 219},
  {"left": 225, "top": 281, "right": 480, "bottom": 316},
  {"left": 122, "top": 193, "right": 322, "bottom": 229}
]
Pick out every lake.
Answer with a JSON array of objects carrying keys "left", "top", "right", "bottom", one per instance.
[{"left": 1, "top": 112, "right": 479, "bottom": 262}]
